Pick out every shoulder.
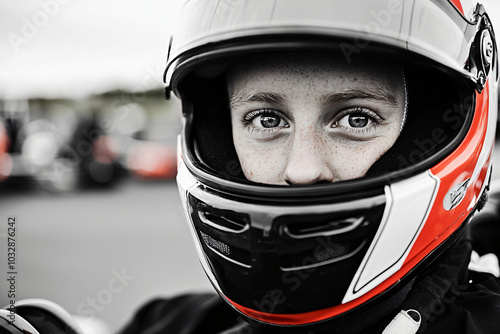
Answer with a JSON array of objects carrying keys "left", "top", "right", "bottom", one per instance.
[
  {"left": 424, "top": 271, "right": 500, "bottom": 334},
  {"left": 119, "top": 293, "right": 241, "bottom": 334}
]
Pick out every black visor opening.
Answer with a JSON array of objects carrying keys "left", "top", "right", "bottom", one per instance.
[{"left": 176, "top": 47, "right": 475, "bottom": 189}]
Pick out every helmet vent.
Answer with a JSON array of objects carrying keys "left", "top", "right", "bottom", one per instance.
[
  {"left": 280, "top": 239, "right": 367, "bottom": 271},
  {"left": 198, "top": 209, "right": 249, "bottom": 233},
  {"left": 283, "top": 216, "right": 364, "bottom": 239},
  {"left": 315, "top": 243, "right": 351, "bottom": 262}
]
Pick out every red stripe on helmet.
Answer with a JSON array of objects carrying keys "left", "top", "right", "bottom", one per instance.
[
  {"left": 225, "top": 296, "right": 355, "bottom": 325},
  {"left": 225, "top": 267, "right": 410, "bottom": 326},
  {"left": 406, "top": 83, "right": 490, "bottom": 267},
  {"left": 449, "top": 0, "right": 464, "bottom": 15}
]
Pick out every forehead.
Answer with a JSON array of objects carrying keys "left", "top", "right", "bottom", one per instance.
[{"left": 227, "top": 52, "right": 403, "bottom": 93}]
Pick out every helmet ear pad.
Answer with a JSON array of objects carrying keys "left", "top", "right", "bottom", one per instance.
[
  {"left": 366, "top": 65, "right": 473, "bottom": 178},
  {"left": 179, "top": 72, "right": 245, "bottom": 179}
]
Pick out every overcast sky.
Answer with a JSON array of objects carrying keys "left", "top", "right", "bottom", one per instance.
[
  {"left": 0, "top": 0, "right": 185, "bottom": 99},
  {"left": 1, "top": 0, "right": 500, "bottom": 100}
]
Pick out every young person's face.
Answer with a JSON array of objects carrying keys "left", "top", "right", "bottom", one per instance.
[{"left": 227, "top": 53, "right": 406, "bottom": 185}]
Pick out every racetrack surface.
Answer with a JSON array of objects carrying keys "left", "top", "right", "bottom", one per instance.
[{"left": 0, "top": 178, "right": 212, "bottom": 333}]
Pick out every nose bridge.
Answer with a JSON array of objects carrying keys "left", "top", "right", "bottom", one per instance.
[
  {"left": 293, "top": 124, "right": 324, "bottom": 158},
  {"left": 284, "top": 124, "right": 334, "bottom": 184}
]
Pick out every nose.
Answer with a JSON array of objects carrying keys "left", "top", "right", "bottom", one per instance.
[{"left": 283, "top": 131, "right": 334, "bottom": 185}]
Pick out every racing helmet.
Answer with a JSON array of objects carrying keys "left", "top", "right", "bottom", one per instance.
[{"left": 165, "top": 0, "right": 498, "bottom": 328}]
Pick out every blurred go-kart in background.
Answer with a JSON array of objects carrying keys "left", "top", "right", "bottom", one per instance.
[
  {"left": 0, "top": 90, "right": 179, "bottom": 193},
  {"left": 0, "top": 88, "right": 199, "bottom": 334}
]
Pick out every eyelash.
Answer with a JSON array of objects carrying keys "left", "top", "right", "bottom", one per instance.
[{"left": 243, "top": 109, "right": 282, "bottom": 121}]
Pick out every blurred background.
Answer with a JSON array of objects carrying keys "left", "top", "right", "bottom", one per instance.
[
  {"left": 0, "top": 1, "right": 212, "bottom": 333},
  {"left": 1, "top": 0, "right": 500, "bottom": 333}
]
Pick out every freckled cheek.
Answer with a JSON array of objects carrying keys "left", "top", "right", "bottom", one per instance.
[
  {"left": 328, "top": 137, "right": 395, "bottom": 179},
  {"left": 234, "top": 141, "right": 289, "bottom": 183}
]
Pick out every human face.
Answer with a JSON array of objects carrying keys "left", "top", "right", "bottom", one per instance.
[{"left": 228, "top": 53, "right": 406, "bottom": 185}]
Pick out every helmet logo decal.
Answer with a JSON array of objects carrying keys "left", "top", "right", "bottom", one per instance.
[
  {"left": 467, "top": 6, "right": 496, "bottom": 92},
  {"left": 443, "top": 179, "right": 470, "bottom": 211},
  {"left": 481, "top": 30, "right": 494, "bottom": 70},
  {"left": 448, "top": 0, "right": 464, "bottom": 16}
]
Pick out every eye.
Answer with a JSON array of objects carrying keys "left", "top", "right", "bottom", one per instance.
[
  {"left": 332, "top": 108, "right": 382, "bottom": 132},
  {"left": 338, "top": 114, "right": 372, "bottom": 128},
  {"left": 256, "top": 114, "right": 282, "bottom": 128},
  {"left": 245, "top": 109, "right": 289, "bottom": 129}
]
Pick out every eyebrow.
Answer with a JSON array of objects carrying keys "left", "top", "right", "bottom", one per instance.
[
  {"left": 320, "top": 87, "right": 398, "bottom": 108},
  {"left": 229, "top": 86, "right": 399, "bottom": 110},
  {"left": 229, "top": 91, "right": 287, "bottom": 109}
]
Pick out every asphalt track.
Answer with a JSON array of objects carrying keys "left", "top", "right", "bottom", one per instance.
[{"left": 0, "top": 178, "right": 212, "bottom": 333}]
